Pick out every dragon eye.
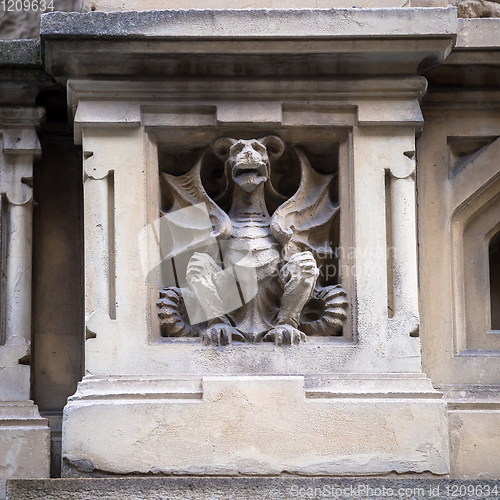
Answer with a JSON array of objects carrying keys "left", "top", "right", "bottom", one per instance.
[
  {"left": 252, "top": 143, "right": 267, "bottom": 154},
  {"left": 231, "top": 144, "right": 244, "bottom": 155}
]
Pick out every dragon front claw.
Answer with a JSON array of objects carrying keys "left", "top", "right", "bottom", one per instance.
[{"left": 263, "top": 324, "right": 306, "bottom": 346}]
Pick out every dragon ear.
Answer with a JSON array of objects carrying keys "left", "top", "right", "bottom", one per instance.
[
  {"left": 213, "top": 137, "right": 237, "bottom": 161},
  {"left": 260, "top": 136, "right": 285, "bottom": 160}
]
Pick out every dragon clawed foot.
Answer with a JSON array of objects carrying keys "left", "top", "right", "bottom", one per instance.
[
  {"left": 202, "top": 321, "right": 246, "bottom": 346},
  {"left": 263, "top": 324, "right": 306, "bottom": 346}
]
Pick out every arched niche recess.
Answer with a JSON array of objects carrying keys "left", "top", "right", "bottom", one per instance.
[{"left": 453, "top": 180, "right": 500, "bottom": 352}]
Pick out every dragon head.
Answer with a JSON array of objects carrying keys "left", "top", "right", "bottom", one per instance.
[{"left": 213, "top": 136, "right": 285, "bottom": 193}]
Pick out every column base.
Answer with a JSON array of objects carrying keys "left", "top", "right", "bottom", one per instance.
[
  {"left": 0, "top": 402, "right": 50, "bottom": 500},
  {"left": 62, "top": 374, "right": 449, "bottom": 477}
]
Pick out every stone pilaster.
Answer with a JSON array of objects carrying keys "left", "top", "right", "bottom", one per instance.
[{"left": 0, "top": 41, "right": 51, "bottom": 500}]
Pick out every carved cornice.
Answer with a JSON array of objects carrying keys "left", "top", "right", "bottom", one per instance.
[{"left": 41, "top": 8, "right": 457, "bottom": 81}]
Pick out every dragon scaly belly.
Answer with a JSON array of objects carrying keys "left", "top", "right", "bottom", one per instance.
[{"left": 225, "top": 216, "right": 281, "bottom": 279}]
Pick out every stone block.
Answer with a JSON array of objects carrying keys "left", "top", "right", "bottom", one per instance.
[
  {"left": 62, "top": 375, "right": 449, "bottom": 477},
  {"left": 42, "top": 8, "right": 458, "bottom": 39},
  {"left": 457, "top": 18, "right": 500, "bottom": 48},
  {"left": 40, "top": 10, "right": 457, "bottom": 79}
]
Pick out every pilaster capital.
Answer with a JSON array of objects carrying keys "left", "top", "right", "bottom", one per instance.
[{"left": 0, "top": 107, "right": 43, "bottom": 205}]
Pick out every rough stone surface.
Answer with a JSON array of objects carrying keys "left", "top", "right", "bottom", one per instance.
[
  {"left": 82, "top": 0, "right": 448, "bottom": 9},
  {"left": 40, "top": 8, "right": 458, "bottom": 39},
  {"left": 448, "top": 410, "right": 500, "bottom": 479},
  {"left": 62, "top": 376, "right": 449, "bottom": 476},
  {"left": 7, "top": 478, "right": 500, "bottom": 500},
  {"left": 0, "top": 40, "right": 40, "bottom": 66}
]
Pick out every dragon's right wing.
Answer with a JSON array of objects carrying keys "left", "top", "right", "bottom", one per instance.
[
  {"left": 154, "top": 152, "right": 232, "bottom": 291},
  {"left": 161, "top": 152, "right": 232, "bottom": 244}
]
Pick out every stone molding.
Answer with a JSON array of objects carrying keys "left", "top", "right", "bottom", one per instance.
[{"left": 67, "top": 77, "right": 428, "bottom": 144}]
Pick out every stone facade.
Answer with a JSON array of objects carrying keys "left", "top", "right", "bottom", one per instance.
[{"left": 0, "top": 2, "right": 500, "bottom": 499}]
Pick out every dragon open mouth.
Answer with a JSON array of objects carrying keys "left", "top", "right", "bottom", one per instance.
[
  {"left": 233, "top": 163, "right": 267, "bottom": 179},
  {"left": 235, "top": 168, "right": 259, "bottom": 177}
]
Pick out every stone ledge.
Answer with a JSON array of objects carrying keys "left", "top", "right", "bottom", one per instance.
[
  {"left": 40, "top": 8, "right": 458, "bottom": 39},
  {"left": 7, "top": 478, "right": 500, "bottom": 500},
  {"left": 40, "top": 8, "right": 458, "bottom": 80},
  {"left": 80, "top": 0, "right": 450, "bottom": 10}
]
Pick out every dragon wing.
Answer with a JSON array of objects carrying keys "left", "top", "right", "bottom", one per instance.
[
  {"left": 270, "top": 148, "right": 339, "bottom": 260},
  {"left": 155, "top": 152, "right": 232, "bottom": 290},
  {"left": 161, "top": 152, "right": 232, "bottom": 245}
]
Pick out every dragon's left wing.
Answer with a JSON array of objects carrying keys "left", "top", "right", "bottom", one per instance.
[{"left": 270, "top": 148, "right": 339, "bottom": 260}]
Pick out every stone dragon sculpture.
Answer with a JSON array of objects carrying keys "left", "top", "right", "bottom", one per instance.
[{"left": 157, "top": 136, "right": 348, "bottom": 345}]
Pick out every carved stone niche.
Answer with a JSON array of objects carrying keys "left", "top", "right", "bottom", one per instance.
[
  {"left": 63, "top": 77, "right": 450, "bottom": 478},
  {"left": 155, "top": 137, "right": 348, "bottom": 346}
]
